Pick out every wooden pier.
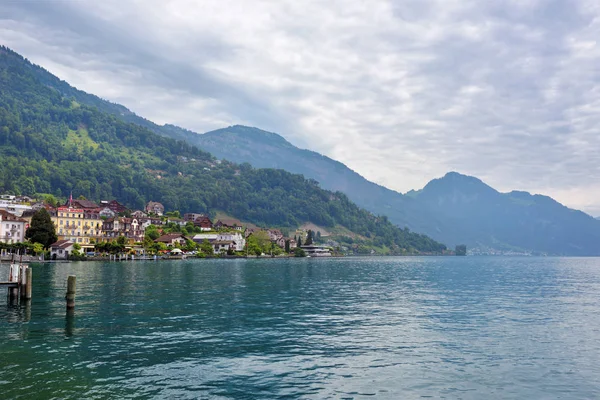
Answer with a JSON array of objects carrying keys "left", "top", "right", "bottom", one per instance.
[{"left": 2, "top": 257, "right": 32, "bottom": 301}]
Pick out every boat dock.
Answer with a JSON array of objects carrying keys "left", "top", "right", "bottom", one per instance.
[{"left": 1, "top": 256, "right": 32, "bottom": 301}]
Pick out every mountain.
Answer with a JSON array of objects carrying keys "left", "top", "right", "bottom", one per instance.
[
  {"left": 167, "top": 130, "right": 600, "bottom": 256},
  {"left": 183, "top": 125, "right": 422, "bottom": 226},
  {"left": 0, "top": 45, "right": 446, "bottom": 254},
  {"left": 407, "top": 172, "right": 600, "bottom": 255},
  {"left": 9, "top": 44, "right": 600, "bottom": 255}
]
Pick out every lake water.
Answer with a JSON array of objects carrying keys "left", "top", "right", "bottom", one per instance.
[{"left": 2, "top": 257, "right": 600, "bottom": 399}]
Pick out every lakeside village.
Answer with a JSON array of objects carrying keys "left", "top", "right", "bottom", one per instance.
[{"left": 0, "top": 194, "right": 334, "bottom": 261}]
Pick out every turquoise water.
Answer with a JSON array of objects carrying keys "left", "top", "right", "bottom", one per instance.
[{"left": 2, "top": 257, "right": 600, "bottom": 399}]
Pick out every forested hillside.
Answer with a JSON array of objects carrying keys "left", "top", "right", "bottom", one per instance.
[{"left": 0, "top": 45, "right": 446, "bottom": 253}]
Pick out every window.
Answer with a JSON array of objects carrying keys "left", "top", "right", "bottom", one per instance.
[{"left": 60, "top": 220, "right": 63, "bottom": 225}]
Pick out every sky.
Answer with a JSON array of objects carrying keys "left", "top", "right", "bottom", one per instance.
[{"left": 2, "top": 0, "right": 600, "bottom": 215}]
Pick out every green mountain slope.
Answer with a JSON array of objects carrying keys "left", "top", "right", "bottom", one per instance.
[
  {"left": 0, "top": 45, "right": 446, "bottom": 254},
  {"left": 162, "top": 125, "right": 600, "bottom": 255},
  {"left": 176, "top": 125, "right": 424, "bottom": 228},
  {"left": 11, "top": 44, "right": 597, "bottom": 255},
  {"left": 178, "top": 125, "right": 600, "bottom": 255}
]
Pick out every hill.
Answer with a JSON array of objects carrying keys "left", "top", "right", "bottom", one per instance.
[
  {"left": 406, "top": 172, "right": 600, "bottom": 255},
  {"left": 181, "top": 125, "right": 422, "bottom": 227},
  {"left": 172, "top": 126, "right": 600, "bottom": 255},
  {"left": 0, "top": 45, "right": 446, "bottom": 254},
  {"left": 10, "top": 44, "right": 598, "bottom": 255}
]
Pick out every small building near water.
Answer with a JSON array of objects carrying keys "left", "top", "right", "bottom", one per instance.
[
  {"left": 301, "top": 245, "right": 332, "bottom": 257},
  {"left": 50, "top": 240, "right": 75, "bottom": 260}
]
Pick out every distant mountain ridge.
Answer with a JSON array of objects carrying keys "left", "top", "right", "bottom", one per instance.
[
  {"left": 13, "top": 46, "right": 600, "bottom": 255},
  {"left": 184, "top": 128, "right": 600, "bottom": 256}
]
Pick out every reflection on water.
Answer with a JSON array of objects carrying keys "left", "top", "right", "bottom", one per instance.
[{"left": 1, "top": 257, "right": 600, "bottom": 399}]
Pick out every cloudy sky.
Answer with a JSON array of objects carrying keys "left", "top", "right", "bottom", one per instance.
[{"left": 3, "top": 0, "right": 600, "bottom": 214}]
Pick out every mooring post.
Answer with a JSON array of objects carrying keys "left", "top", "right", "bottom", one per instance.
[
  {"left": 66, "top": 275, "right": 76, "bottom": 309},
  {"left": 19, "top": 265, "right": 26, "bottom": 299},
  {"left": 25, "top": 267, "right": 32, "bottom": 300}
]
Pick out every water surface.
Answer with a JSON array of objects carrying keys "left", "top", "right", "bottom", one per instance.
[{"left": 2, "top": 257, "right": 600, "bottom": 399}]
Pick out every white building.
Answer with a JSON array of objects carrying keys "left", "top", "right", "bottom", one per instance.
[
  {"left": 98, "top": 207, "right": 116, "bottom": 218},
  {"left": 193, "top": 232, "right": 246, "bottom": 252},
  {"left": 0, "top": 210, "right": 27, "bottom": 243},
  {"left": 301, "top": 245, "right": 332, "bottom": 257},
  {"left": 193, "top": 233, "right": 218, "bottom": 242},
  {"left": 50, "top": 240, "right": 75, "bottom": 260},
  {"left": 217, "top": 232, "right": 246, "bottom": 251},
  {"left": 0, "top": 201, "right": 33, "bottom": 217}
]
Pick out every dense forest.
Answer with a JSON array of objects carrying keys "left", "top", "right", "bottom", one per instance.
[{"left": 0, "top": 46, "right": 446, "bottom": 253}]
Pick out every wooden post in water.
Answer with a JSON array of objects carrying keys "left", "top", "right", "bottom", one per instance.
[
  {"left": 19, "top": 265, "right": 26, "bottom": 299},
  {"left": 25, "top": 267, "right": 32, "bottom": 300},
  {"left": 66, "top": 275, "right": 76, "bottom": 309}
]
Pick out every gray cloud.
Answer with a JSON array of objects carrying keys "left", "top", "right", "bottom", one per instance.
[{"left": 2, "top": 0, "right": 600, "bottom": 215}]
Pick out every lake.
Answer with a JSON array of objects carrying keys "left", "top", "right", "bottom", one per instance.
[{"left": 1, "top": 257, "right": 600, "bottom": 399}]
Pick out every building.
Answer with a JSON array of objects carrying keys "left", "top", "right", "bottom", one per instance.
[
  {"left": 98, "top": 207, "right": 116, "bottom": 218},
  {"left": 67, "top": 199, "right": 99, "bottom": 209},
  {"left": 214, "top": 218, "right": 244, "bottom": 231},
  {"left": 184, "top": 213, "right": 205, "bottom": 222},
  {"left": 155, "top": 233, "right": 188, "bottom": 246},
  {"left": 192, "top": 233, "right": 218, "bottom": 243},
  {"left": 50, "top": 206, "right": 103, "bottom": 248},
  {"left": 268, "top": 229, "right": 283, "bottom": 242},
  {"left": 194, "top": 216, "right": 213, "bottom": 231},
  {"left": 167, "top": 217, "right": 186, "bottom": 227},
  {"left": 212, "top": 240, "right": 235, "bottom": 253},
  {"left": 102, "top": 217, "right": 144, "bottom": 242},
  {"left": 0, "top": 210, "right": 27, "bottom": 243},
  {"left": 100, "top": 200, "right": 128, "bottom": 214},
  {"left": 193, "top": 232, "right": 245, "bottom": 252},
  {"left": 301, "top": 245, "right": 332, "bottom": 257},
  {"left": 132, "top": 210, "right": 147, "bottom": 218},
  {"left": 216, "top": 232, "right": 246, "bottom": 251},
  {"left": 0, "top": 200, "right": 33, "bottom": 217},
  {"left": 50, "top": 240, "right": 75, "bottom": 260},
  {"left": 145, "top": 201, "right": 165, "bottom": 216}
]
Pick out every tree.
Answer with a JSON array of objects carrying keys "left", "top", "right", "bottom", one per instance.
[
  {"left": 297, "top": 237, "right": 302, "bottom": 247},
  {"left": 145, "top": 225, "right": 160, "bottom": 241},
  {"left": 252, "top": 230, "right": 271, "bottom": 251},
  {"left": 455, "top": 244, "right": 467, "bottom": 256},
  {"left": 285, "top": 239, "right": 290, "bottom": 253},
  {"left": 44, "top": 194, "right": 58, "bottom": 207},
  {"left": 294, "top": 247, "right": 306, "bottom": 257},
  {"left": 32, "top": 242, "right": 44, "bottom": 255},
  {"left": 316, "top": 231, "right": 322, "bottom": 242},
  {"left": 25, "top": 208, "right": 57, "bottom": 249},
  {"left": 305, "top": 230, "right": 314, "bottom": 245},
  {"left": 200, "top": 239, "right": 213, "bottom": 255}
]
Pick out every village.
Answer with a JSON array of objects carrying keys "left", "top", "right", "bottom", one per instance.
[{"left": 0, "top": 194, "right": 333, "bottom": 260}]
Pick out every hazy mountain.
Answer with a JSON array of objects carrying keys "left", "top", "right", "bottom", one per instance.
[
  {"left": 183, "top": 128, "right": 600, "bottom": 255},
  {"left": 407, "top": 172, "right": 600, "bottom": 255},
  {"left": 12, "top": 45, "right": 600, "bottom": 255}
]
